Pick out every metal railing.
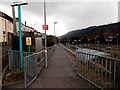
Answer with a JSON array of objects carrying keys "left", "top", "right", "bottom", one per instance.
[
  {"left": 8, "top": 45, "right": 55, "bottom": 88},
  {"left": 47, "top": 45, "right": 55, "bottom": 58},
  {"left": 63, "top": 45, "right": 120, "bottom": 89},
  {"left": 8, "top": 49, "right": 34, "bottom": 70},
  {"left": 76, "top": 52, "right": 120, "bottom": 89},
  {"left": 24, "top": 52, "right": 40, "bottom": 88},
  {"left": 24, "top": 45, "right": 55, "bottom": 88},
  {"left": 8, "top": 44, "right": 55, "bottom": 70}
]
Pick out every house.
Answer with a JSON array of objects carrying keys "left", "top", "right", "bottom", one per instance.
[
  {"left": 0, "top": 11, "right": 13, "bottom": 44},
  {"left": 0, "top": 11, "right": 43, "bottom": 45}
]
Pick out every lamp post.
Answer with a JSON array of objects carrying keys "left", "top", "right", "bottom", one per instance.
[
  {"left": 88, "top": 39, "right": 90, "bottom": 47},
  {"left": 54, "top": 22, "right": 57, "bottom": 45},
  {"left": 74, "top": 39, "right": 76, "bottom": 45},
  {"left": 69, "top": 39, "right": 71, "bottom": 46},
  {"left": 69, "top": 39, "right": 71, "bottom": 44},
  {"left": 97, "top": 41, "right": 100, "bottom": 51},
  {"left": 117, "top": 34, "right": 119, "bottom": 59},
  {"left": 79, "top": 39, "right": 81, "bottom": 45},
  {"left": 94, "top": 38, "right": 96, "bottom": 45},
  {"left": 106, "top": 38, "right": 109, "bottom": 47},
  {"left": 11, "top": 1, "right": 28, "bottom": 69},
  {"left": 95, "top": 36, "right": 98, "bottom": 47},
  {"left": 72, "top": 42, "right": 74, "bottom": 45},
  {"left": 76, "top": 40, "right": 78, "bottom": 45},
  {"left": 44, "top": 0, "right": 48, "bottom": 67},
  {"left": 12, "top": 6, "right": 17, "bottom": 35},
  {"left": 106, "top": 36, "right": 113, "bottom": 47},
  {"left": 117, "top": 34, "right": 119, "bottom": 50}
]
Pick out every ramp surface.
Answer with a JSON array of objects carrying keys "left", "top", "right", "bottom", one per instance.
[{"left": 29, "top": 44, "right": 97, "bottom": 88}]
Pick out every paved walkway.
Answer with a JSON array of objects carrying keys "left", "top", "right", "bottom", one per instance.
[{"left": 29, "top": 44, "right": 97, "bottom": 88}]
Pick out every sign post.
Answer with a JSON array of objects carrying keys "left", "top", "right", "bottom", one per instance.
[
  {"left": 43, "top": 1, "right": 48, "bottom": 68},
  {"left": 11, "top": 0, "right": 28, "bottom": 69},
  {"left": 11, "top": 0, "right": 27, "bottom": 69},
  {"left": 18, "top": 4, "right": 23, "bottom": 69},
  {"left": 43, "top": 24, "right": 48, "bottom": 67},
  {"left": 43, "top": 25, "right": 48, "bottom": 30},
  {"left": 26, "top": 37, "right": 31, "bottom": 64}
]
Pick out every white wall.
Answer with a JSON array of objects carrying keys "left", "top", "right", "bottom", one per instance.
[
  {"left": 0, "top": 17, "right": 13, "bottom": 43},
  {"left": 0, "top": 16, "right": 37, "bottom": 43},
  {"left": 0, "top": 17, "right": 3, "bottom": 42},
  {"left": 16, "top": 22, "right": 35, "bottom": 34}
]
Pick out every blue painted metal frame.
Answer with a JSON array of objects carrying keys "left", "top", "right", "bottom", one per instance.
[{"left": 18, "top": 4, "right": 23, "bottom": 69}]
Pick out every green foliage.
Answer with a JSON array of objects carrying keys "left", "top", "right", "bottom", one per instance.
[
  {"left": 7, "top": 70, "right": 24, "bottom": 75},
  {"left": 47, "top": 35, "right": 58, "bottom": 47},
  {"left": 110, "top": 48, "right": 120, "bottom": 59}
]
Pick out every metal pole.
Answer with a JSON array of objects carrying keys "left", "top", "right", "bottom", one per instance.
[
  {"left": 12, "top": 6, "right": 17, "bottom": 35},
  {"left": 44, "top": 1, "right": 47, "bottom": 67},
  {"left": 54, "top": 22, "right": 57, "bottom": 45},
  {"left": 117, "top": 34, "right": 118, "bottom": 59},
  {"left": 117, "top": 34, "right": 118, "bottom": 49},
  {"left": 97, "top": 41, "right": 99, "bottom": 51},
  {"left": 28, "top": 45, "right": 30, "bottom": 64},
  {"left": 18, "top": 4, "right": 23, "bottom": 69},
  {"left": 24, "top": 21, "right": 26, "bottom": 37},
  {"left": 54, "top": 23, "right": 55, "bottom": 45},
  {"left": 95, "top": 38, "right": 96, "bottom": 45}
]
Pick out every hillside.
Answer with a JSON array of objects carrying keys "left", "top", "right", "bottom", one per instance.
[{"left": 61, "top": 22, "right": 120, "bottom": 43}]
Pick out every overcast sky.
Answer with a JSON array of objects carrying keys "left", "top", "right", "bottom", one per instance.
[{"left": 0, "top": 0, "right": 119, "bottom": 36}]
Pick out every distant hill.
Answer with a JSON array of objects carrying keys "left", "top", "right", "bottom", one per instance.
[{"left": 61, "top": 22, "right": 120, "bottom": 40}]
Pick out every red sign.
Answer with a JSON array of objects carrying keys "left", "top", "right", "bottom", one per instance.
[{"left": 43, "top": 25, "right": 48, "bottom": 30}]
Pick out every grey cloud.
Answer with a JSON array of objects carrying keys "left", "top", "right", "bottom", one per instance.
[
  {"left": 53, "top": 2, "right": 117, "bottom": 31},
  {"left": 0, "top": 1, "right": 118, "bottom": 35}
]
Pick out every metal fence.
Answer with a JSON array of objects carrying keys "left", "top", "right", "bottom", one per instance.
[
  {"left": 8, "top": 44, "right": 55, "bottom": 70},
  {"left": 47, "top": 45, "right": 55, "bottom": 58},
  {"left": 76, "top": 52, "right": 120, "bottom": 89},
  {"left": 24, "top": 45, "right": 55, "bottom": 88},
  {"left": 8, "top": 49, "right": 33, "bottom": 70},
  {"left": 63, "top": 45, "right": 120, "bottom": 89},
  {"left": 24, "top": 52, "right": 40, "bottom": 88},
  {"left": 8, "top": 45, "right": 55, "bottom": 88}
]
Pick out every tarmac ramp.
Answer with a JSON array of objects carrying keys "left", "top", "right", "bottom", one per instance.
[{"left": 29, "top": 44, "right": 97, "bottom": 88}]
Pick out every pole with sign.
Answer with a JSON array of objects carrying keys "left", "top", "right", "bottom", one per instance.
[
  {"left": 43, "top": 1, "right": 48, "bottom": 67},
  {"left": 26, "top": 37, "right": 31, "bottom": 64},
  {"left": 11, "top": 0, "right": 28, "bottom": 69},
  {"left": 43, "top": 25, "right": 48, "bottom": 30},
  {"left": 18, "top": 4, "right": 23, "bottom": 69}
]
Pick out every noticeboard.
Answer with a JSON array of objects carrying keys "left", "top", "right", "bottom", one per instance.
[{"left": 26, "top": 37, "right": 31, "bottom": 45}]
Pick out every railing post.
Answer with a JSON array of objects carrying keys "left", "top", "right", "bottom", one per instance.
[
  {"left": 114, "top": 61, "right": 116, "bottom": 86},
  {"left": 75, "top": 52, "right": 78, "bottom": 73}
]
